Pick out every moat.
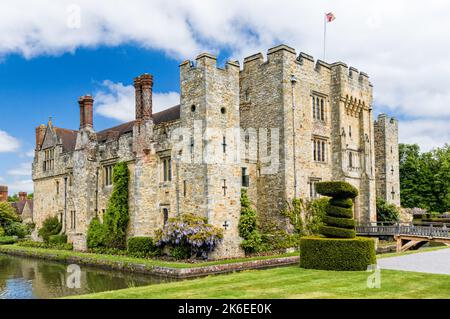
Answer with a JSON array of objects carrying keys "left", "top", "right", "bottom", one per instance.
[{"left": 0, "top": 254, "right": 174, "bottom": 299}]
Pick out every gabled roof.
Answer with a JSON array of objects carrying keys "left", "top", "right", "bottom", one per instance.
[
  {"left": 96, "top": 105, "right": 180, "bottom": 142},
  {"left": 12, "top": 199, "right": 33, "bottom": 216},
  {"left": 54, "top": 127, "right": 78, "bottom": 152}
]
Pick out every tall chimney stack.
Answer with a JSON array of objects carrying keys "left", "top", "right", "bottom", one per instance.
[
  {"left": 0, "top": 186, "right": 8, "bottom": 202},
  {"left": 19, "top": 192, "right": 27, "bottom": 201},
  {"left": 78, "top": 95, "right": 94, "bottom": 129},
  {"left": 35, "top": 124, "right": 46, "bottom": 151},
  {"left": 134, "top": 74, "right": 153, "bottom": 121}
]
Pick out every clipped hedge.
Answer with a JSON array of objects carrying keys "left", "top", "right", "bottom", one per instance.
[
  {"left": 329, "top": 198, "right": 353, "bottom": 209},
  {"left": 0, "top": 236, "right": 17, "bottom": 245},
  {"left": 319, "top": 225, "right": 356, "bottom": 238},
  {"left": 315, "top": 181, "right": 359, "bottom": 199},
  {"left": 127, "top": 236, "right": 158, "bottom": 258},
  {"left": 326, "top": 205, "right": 353, "bottom": 218},
  {"left": 300, "top": 236, "right": 376, "bottom": 271},
  {"left": 49, "top": 234, "right": 67, "bottom": 245},
  {"left": 323, "top": 215, "right": 355, "bottom": 229}
]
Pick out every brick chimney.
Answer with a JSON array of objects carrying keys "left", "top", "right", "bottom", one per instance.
[
  {"left": 35, "top": 124, "right": 46, "bottom": 150},
  {"left": 134, "top": 73, "right": 153, "bottom": 121},
  {"left": 19, "top": 192, "right": 27, "bottom": 201},
  {"left": 78, "top": 95, "right": 94, "bottom": 129},
  {"left": 0, "top": 186, "right": 8, "bottom": 202}
]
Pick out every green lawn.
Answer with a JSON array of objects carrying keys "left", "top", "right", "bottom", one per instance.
[
  {"left": 0, "top": 244, "right": 297, "bottom": 269},
  {"left": 69, "top": 265, "right": 450, "bottom": 299}
]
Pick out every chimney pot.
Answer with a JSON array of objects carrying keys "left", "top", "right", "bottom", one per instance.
[
  {"left": 19, "top": 192, "right": 27, "bottom": 201},
  {"left": 0, "top": 185, "right": 8, "bottom": 202},
  {"left": 134, "top": 74, "right": 153, "bottom": 120},
  {"left": 78, "top": 95, "right": 94, "bottom": 129}
]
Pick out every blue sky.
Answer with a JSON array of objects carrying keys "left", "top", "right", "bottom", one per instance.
[{"left": 1, "top": 1, "right": 449, "bottom": 194}]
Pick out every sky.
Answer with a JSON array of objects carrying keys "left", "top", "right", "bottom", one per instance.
[{"left": 0, "top": 0, "right": 450, "bottom": 194}]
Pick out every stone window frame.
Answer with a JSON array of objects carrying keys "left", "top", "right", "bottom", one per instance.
[
  {"left": 102, "top": 164, "right": 115, "bottom": 187},
  {"left": 161, "top": 156, "right": 172, "bottom": 182},
  {"left": 347, "top": 149, "right": 360, "bottom": 170},
  {"left": 70, "top": 210, "right": 76, "bottom": 231},
  {"left": 311, "top": 91, "right": 328, "bottom": 122},
  {"left": 241, "top": 167, "right": 249, "bottom": 187},
  {"left": 311, "top": 135, "right": 328, "bottom": 163},
  {"left": 43, "top": 147, "right": 55, "bottom": 172},
  {"left": 160, "top": 205, "right": 170, "bottom": 225},
  {"left": 309, "top": 177, "right": 322, "bottom": 199}
]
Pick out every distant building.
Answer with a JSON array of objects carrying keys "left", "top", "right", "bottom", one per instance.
[
  {"left": 11, "top": 192, "right": 34, "bottom": 223},
  {"left": 0, "top": 185, "right": 8, "bottom": 202}
]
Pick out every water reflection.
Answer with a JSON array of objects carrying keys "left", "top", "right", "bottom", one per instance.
[{"left": 0, "top": 254, "right": 174, "bottom": 299}]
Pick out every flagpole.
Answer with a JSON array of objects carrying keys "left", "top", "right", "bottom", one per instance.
[{"left": 323, "top": 13, "right": 326, "bottom": 61}]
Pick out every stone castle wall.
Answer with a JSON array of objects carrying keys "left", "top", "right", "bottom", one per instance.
[{"left": 32, "top": 44, "right": 398, "bottom": 257}]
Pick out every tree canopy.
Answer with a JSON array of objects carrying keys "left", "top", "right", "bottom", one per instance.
[{"left": 399, "top": 143, "right": 450, "bottom": 213}]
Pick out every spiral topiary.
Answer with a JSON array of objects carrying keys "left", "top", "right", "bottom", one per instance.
[{"left": 315, "top": 181, "right": 358, "bottom": 239}]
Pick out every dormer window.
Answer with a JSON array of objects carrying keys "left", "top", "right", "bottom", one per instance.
[{"left": 43, "top": 148, "right": 55, "bottom": 172}]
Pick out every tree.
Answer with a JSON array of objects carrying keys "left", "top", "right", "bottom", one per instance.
[
  {"left": 0, "top": 202, "right": 20, "bottom": 227},
  {"left": 238, "top": 188, "right": 262, "bottom": 253}
]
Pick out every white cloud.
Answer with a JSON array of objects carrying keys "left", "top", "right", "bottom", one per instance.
[
  {"left": 399, "top": 120, "right": 450, "bottom": 152},
  {"left": 7, "top": 179, "right": 33, "bottom": 194},
  {"left": 95, "top": 80, "right": 179, "bottom": 122},
  {"left": 0, "top": 130, "right": 20, "bottom": 152},
  {"left": 1, "top": 1, "right": 450, "bottom": 149},
  {"left": 7, "top": 162, "right": 32, "bottom": 177}
]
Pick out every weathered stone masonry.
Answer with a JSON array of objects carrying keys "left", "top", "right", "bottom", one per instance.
[{"left": 32, "top": 44, "right": 400, "bottom": 258}]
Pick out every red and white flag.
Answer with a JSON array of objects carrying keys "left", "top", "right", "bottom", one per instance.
[{"left": 325, "top": 12, "right": 336, "bottom": 23}]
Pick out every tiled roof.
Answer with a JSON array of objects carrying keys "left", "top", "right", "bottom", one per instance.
[
  {"left": 54, "top": 127, "right": 78, "bottom": 152},
  {"left": 96, "top": 105, "right": 180, "bottom": 142},
  {"left": 12, "top": 199, "right": 33, "bottom": 215}
]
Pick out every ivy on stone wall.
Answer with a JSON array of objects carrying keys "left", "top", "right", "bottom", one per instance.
[
  {"left": 238, "top": 188, "right": 262, "bottom": 254},
  {"left": 102, "top": 161, "right": 130, "bottom": 250}
]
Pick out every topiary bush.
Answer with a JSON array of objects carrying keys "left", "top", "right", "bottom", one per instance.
[
  {"left": 300, "top": 181, "right": 376, "bottom": 271},
  {"left": 127, "top": 236, "right": 159, "bottom": 258},
  {"left": 300, "top": 236, "right": 376, "bottom": 271},
  {"left": 316, "top": 181, "right": 358, "bottom": 239},
  {"left": 38, "top": 216, "right": 62, "bottom": 243}
]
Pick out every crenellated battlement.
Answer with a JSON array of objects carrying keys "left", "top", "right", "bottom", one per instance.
[
  {"left": 331, "top": 61, "right": 371, "bottom": 88},
  {"left": 374, "top": 113, "right": 398, "bottom": 127},
  {"left": 180, "top": 52, "right": 240, "bottom": 76}
]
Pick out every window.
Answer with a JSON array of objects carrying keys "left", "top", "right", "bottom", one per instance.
[
  {"left": 162, "top": 208, "right": 169, "bottom": 225},
  {"left": 222, "top": 136, "right": 227, "bottom": 153},
  {"left": 56, "top": 181, "right": 60, "bottom": 195},
  {"left": 183, "top": 180, "right": 187, "bottom": 197},
  {"left": 391, "top": 187, "right": 395, "bottom": 200},
  {"left": 310, "top": 179, "right": 321, "bottom": 199},
  {"left": 242, "top": 167, "right": 249, "bottom": 187},
  {"left": 349, "top": 152, "right": 353, "bottom": 168},
  {"left": 312, "top": 138, "right": 326, "bottom": 162},
  {"left": 222, "top": 179, "right": 227, "bottom": 196},
  {"left": 312, "top": 95, "right": 326, "bottom": 121},
  {"left": 162, "top": 157, "right": 172, "bottom": 182},
  {"left": 43, "top": 148, "right": 55, "bottom": 172},
  {"left": 104, "top": 165, "right": 114, "bottom": 186},
  {"left": 349, "top": 126, "right": 352, "bottom": 138},
  {"left": 70, "top": 211, "right": 76, "bottom": 231}
]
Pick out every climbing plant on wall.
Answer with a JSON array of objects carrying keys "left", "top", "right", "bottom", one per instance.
[{"left": 102, "top": 161, "right": 130, "bottom": 249}]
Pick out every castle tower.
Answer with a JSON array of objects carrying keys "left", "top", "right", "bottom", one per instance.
[
  {"left": 374, "top": 114, "right": 400, "bottom": 206},
  {"left": 179, "top": 53, "right": 243, "bottom": 258}
]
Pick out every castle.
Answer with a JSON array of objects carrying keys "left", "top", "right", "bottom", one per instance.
[{"left": 32, "top": 44, "right": 400, "bottom": 258}]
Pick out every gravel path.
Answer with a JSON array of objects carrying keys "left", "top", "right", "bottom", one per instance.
[{"left": 378, "top": 248, "right": 450, "bottom": 275}]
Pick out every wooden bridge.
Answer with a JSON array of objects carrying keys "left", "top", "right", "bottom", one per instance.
[{"left": 356, "top": 223, "right": 450, "bottom": 252}]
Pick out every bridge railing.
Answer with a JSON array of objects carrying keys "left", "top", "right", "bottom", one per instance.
[{"left": 356, "top": 222, "right": 450, "bottom": 238}]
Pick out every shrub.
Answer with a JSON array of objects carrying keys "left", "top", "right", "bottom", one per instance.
[
  {"left": 48, "top": 234, "right": 67, "bottom": 245},
  {"left": 103, "top": 162, "right": 130, "bottom": 249},
  {"left": 16, "top": 240, "right": 73, "bottom": 250},
  {"left": 319, "top": 225, "right": 356, "bottom": 238},
  {"left": 0, "top": 236, "right": 16, "bottom": 245},
  {"left": 38, "top": 216, "right": 62, "bottom": 243},
  {"left": 155, "top": 213, "right": 223, "bottom": 259},
  {"left": 316, "top": 181, "right": 357, "bottom": 239},
  {"left": 171, "top": 245, "right": 191, "bottom": 260},
  {"left": 300, "top": 237, "right": 376, "bottom": 271},
  {"left": 0, "top": 227, "right": 4, "bottom": 237},
  {"left": 127, "top": 237, "right": 158, "bottom": 258},
  {"left": 4, "top": 222, "right": 30, "bottom": 238},
  {"left": 0, "top": 202, "right": 20, "bottom": 227},
  {"left": 87, "top": 217, "right": 105, "bottom": 249},
  {"left": 376, "top": 198, "right": 400, "bottom": 222},
  {"left": 315, "top": 181, "right": 359, "bottom": 199},
  {"left": 239, "top": 188, "right": 262, "bottom": 253}
]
